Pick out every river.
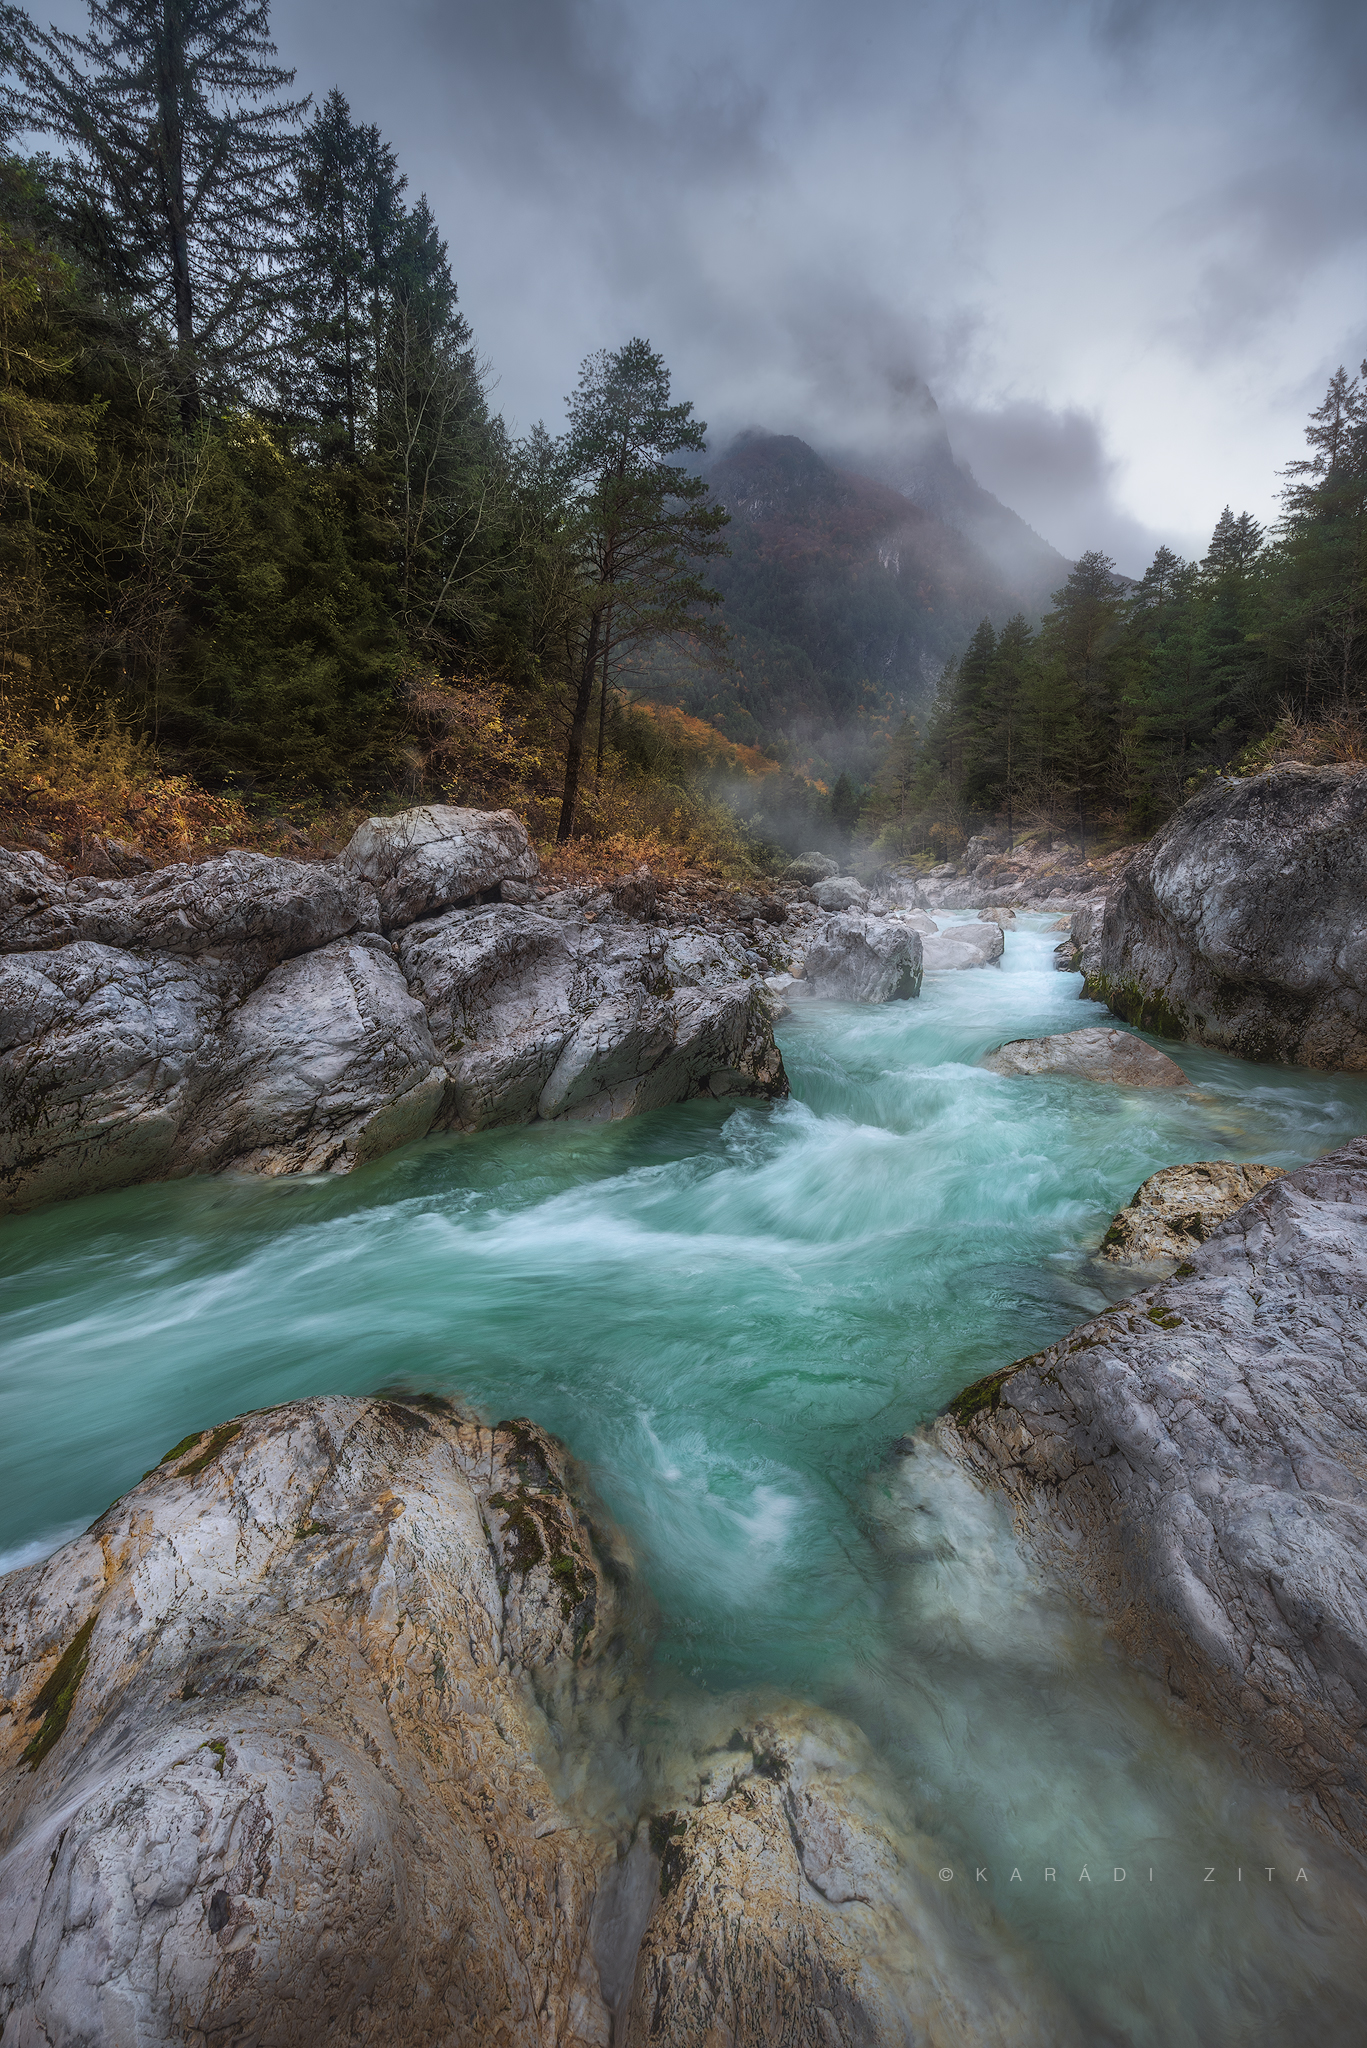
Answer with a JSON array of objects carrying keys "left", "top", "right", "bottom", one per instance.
[{"left": 4, "top": 913, "right": 1367, "bottom": 2041}]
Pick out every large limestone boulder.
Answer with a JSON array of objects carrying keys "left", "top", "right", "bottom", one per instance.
[
  {"left": 784, "top": 852, "right": 839, "bottom": 885},
  {"left": 0, "top": 943, "right": 225, "bottom": 1212},
  {"left": 341, "top": 805, "right": 539, "bottom": 932},
  {"left": 811, "top": 874, "right": 869, "bottom": 913},
  {"left": 172, "top": 937, "right": 447, "bottom": 1176},
  {"left": 802, "top": 914, "right": 922, "bottom": 1002},
  {"left": 921, "top": 920, "right": 1004, "bottom": 970},
  {"left": 982, "top": 1025, "right": 1187, "bottom": 1087},
  {"left": 0, "top": 1397, "right": 642, "bottom": 2047},
  {"left": 1097, "top": 1159, "right": 1284, "bottom": 1263},
  {"left": 398, "top": 905, "right": 787, "bottom": 1127},
  {"left": 0, "top": 846, "right": 376, "bottom": 986},
  {"left": 1086, "top": 764, "right": 1367, "bottom": 1067},
  {"left": 937, "top": 1139, "right": 1367, "bottom": 1848},
  {"left": 0, "top": 815, "right": 789, "bottom": 1211},
  {"left": 0, "top": 1397, "right": 1086, "bottom": 2048}
]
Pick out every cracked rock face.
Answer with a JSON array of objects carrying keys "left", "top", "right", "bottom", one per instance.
[
  {"left": 0, "top": 1397, "right": 643, "bottom": 2048},
  {"left": 802, "top": 914, "right": 923, "bottom": 1002},
  {"left": 623, "top": 1704, "right": 1082, "bottom": 2048},
  {"left": 340, "top": 804, "right": 540, "bottom": 932},
  {"left": 937, "top": 1138, "right": 1367, "bottom": 1848},
  {"left": 1098, "top": 1160, "right": 1285, "bottom": 1264},
  {"left": 400, "top": 905, "right": 788, "bottom": 1128},
  {"left": 1085, "top": 764, "right": 1367, "bottom": 1068},
  {"left": 0, "top": 1400, "right": 1083, "bottom": 2048},
  {"left": 981, "top": 1025, "right": 1187, "bottom": 1087},
  {"left": 0, "top": 813, "right": 788, "bottom": 1213}
]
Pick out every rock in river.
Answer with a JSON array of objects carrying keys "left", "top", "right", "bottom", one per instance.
[
  {"left": 400, "top": 907, "right": 786, "bottom": 1127},
  {"left": 982, "top": 1025, "right": 1187, "bottom": 1087},
  {"left": 920, "top": 920, "right": 1004, "bottom": 970},
  {"left": 937, "top": 1138, "right": 1367, "bottom": 1849},
  {"left": 1097, "top": 1159, "right": 1284, "bottom": 1264},
  {"left": 802, "top": 913, "right": 923, "bottom": 1002},
  {"left": 0, "top": 1397, "right": 1084, "bottom": 2047},
  {"left": 1085, "top": 763, "right": 1367, "bottom": 1068}
]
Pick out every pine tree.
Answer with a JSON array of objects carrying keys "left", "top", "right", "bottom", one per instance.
[
  {"left": 554, "top": 340, "right": 729, "bottom": 842},
  {"left": 9, "top": 0, "right": 307, "bottom": 414},
  {"left": 286, "top": 87, "right": 403, "bottom": 459}
]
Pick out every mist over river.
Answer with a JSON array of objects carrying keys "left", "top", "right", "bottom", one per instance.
[{"left": 5, "top": 915, "right": 1367, "bottom": 2042}]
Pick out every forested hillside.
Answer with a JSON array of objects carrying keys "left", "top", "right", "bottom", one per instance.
[
  {"left": 0, "top": 1, "right": 749, "bottom": 875},
  {"left": 864, "top": 369, "right": 1367, "bottom": 860},
  {"left": 636, "top": 430, "right": 1067, "bottom": 783}
]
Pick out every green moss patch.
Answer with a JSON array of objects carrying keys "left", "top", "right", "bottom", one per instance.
[
  {"left": 178, "top": 1422, "right": 243, "bottom": 1478},
  {"left": 20, "top": 1613, "right": 97, "bottom": 1769},
  {"left": 945, "top": 1359, "right": 1034, "bottom": 1426}
]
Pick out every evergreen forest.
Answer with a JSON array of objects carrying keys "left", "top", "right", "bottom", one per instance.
[
  {"left": 874, "top": 368, "right": 1367, "bottom": 860},
  {"left": 1, "top": 0, "right": 1363, "bottom": 879}
]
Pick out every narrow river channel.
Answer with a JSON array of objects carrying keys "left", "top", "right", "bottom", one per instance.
[{"left": 5, "top": 915, "right": 1367, "bottom": 2042}]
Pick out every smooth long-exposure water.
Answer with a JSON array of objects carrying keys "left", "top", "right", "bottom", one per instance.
[{"left": 5, "top": 915, "right": 1367, "bottom": 2041}]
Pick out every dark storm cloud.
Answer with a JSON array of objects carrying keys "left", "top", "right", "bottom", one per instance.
[{"left": 20, "top": 0, "right": 1367, "bottom": 571}]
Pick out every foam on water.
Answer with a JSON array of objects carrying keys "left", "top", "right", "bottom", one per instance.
[{"left": 4, "top": 915, "right": 1367, "bottom": 2040}]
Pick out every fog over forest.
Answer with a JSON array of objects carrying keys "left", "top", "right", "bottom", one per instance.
[{"left": 25, "top": 0, "right": 1356, "bottom": 573}]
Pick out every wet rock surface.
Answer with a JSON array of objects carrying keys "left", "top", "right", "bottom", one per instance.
[
  {"left": 400, "top": 906, "right": 786, "bottom": 1128},
  {"left": 982, "top": 1025, "right": 1187, "bottom": 1087},
  {"left": 0, "top": 1397, "right": 641, "bottom": 2048},
  {"left": 0, "top": 1399, "right": 1085, "bottom": 2048},
  {"left": 938, "top": 1138, "right": 1367, "bottom": 1849},
  {"left": 802, "top": 913, "right": 923, "bottom": 1003},
  {"left": 1085, "top": 764, "right": 1367, "bottom": 1068},
  {"left": 0, "top": 814, "right": 788, "bottom": 1212},
  {"left": 1098, "top": 1159, "right": 1284, "bottom": 1264},
  {"left": 339, "top": 803, "right": 539, "bottom": 932},
  {"left": 921, "top": 920, "right": 1005, "bottom": 971}
]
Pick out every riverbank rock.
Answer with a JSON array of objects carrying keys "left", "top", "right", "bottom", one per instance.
[
  {"left": 982, "top": 1025, "right": 1187, "bottom": 1087},
  {"left": 0, "top": 814, "right": 790, "bottom": 1212},
  {"left": 622, "top": 1704, "right": 1082, "bottom": 2048},
  {"left": 0, "top": 1396, "right": 646, "bottom": 2048},
  {"left": 340, "top": 804, "right": 539, "bottom": 932},
  {"left": 802, "top": 914, "right": 923, "bottom": 1003},
  {"left": 1085, "top": 764, "right": 1367, "bottom": 1068},
  {"left": 937, "top": 1138, "right": 1367, "bottom": 1848},
  {"left": 0, "top": 1398, "right": 1086, "bottom": 2048},
  {"left": 1097, "top": 1160, "right": 1284, "bottom": 1263},
  {"left": 399, "top": 905, "right": 787, "bottom": 1127},
  {"left": 921, "top": 921, "right": 1004, "bottom": 971},
  {"left": 811, "top": 875, "right": 869, "bottom": 913},
  {"left": 172, "top": 937, "right": 447, "bottom": 1176}
]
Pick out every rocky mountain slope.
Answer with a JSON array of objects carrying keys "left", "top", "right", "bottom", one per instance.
[{"left": 641, "top": 430, "right": 1068, "bottom": 763}]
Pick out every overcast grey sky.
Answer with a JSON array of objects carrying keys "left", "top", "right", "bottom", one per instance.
[{"left": 30, "top": 0, "right": 1367, "bottom": 572}]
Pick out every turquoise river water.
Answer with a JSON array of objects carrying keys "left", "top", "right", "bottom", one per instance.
[{"left": 4, "top": 914, "right": 1367, "bottom": 2042}]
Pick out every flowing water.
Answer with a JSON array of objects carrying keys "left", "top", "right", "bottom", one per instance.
[{"left": 5, "top": 914, "right": 1367, "bottom": 2041}]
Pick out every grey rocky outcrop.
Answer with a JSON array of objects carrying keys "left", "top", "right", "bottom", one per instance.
[
  {"left": 801, "top": 913, "right": 923, "bottom": 1003},
  {"left": 339, "top": 803, "right": 538, "bottom": 931},
  {"left": 0, "top": 814, "right": 789, "bottom": 1212},
  {"left": 1098, "top": 1159, "right": 1284, "bottom": 1263},
  {"left": 0, "top": 1397, "right": 1086, "bottom": 2048},
  {"left": 936, "top": 1138, "right": 1367, "bottom": 1848},
  {"left": 982, "top": 1024, "right": 1187, "bottom": 1087},
  {"left": 921, "top": 920, "right": 1005, "bottom": 970},
  {"left": 1085, "top": 764, "right": 1367, "bottom": 1068},
  {"left": 810, "top": 874, "right": 869, "bottom": 913},
  {"left": 400, "top": 908, "right": 786, "bottom": 1127},
  {"left": 0, "top": 1397, "right": 644, "bottom": 2047}
]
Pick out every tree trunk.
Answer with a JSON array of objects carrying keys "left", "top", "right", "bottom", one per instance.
[
  {"left": 594, "top": 615, "right": 612, "bottom": 784},
  {"left": 557, "top": 614, "right": 601, "bottom": 843},
  {"left": 156, "top": 3, "right": 198, "bottom": 425}
]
